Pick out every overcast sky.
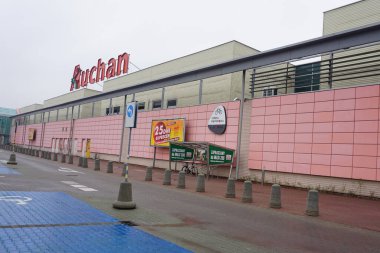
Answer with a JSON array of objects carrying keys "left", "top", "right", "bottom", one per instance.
[{"left": 0, "top": 0, "right": 359, "bottom": 109}]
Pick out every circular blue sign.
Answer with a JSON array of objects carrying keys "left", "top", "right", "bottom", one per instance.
[{"left": 127, "top": 105, "right": 134, "bottom": 117}]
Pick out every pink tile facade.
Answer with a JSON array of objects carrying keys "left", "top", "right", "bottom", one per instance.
[
  {"left": 10, "top": 116, "right": 123, "bottom": 156},
  {"left": 129, "top": 102, "right": 240, "bottom": 161},
  {"left": 249, "top": 85, "right": 380, "bottom": 182},
  {"left": 73, "top": 115, "right": 123, "bottom": 155}
]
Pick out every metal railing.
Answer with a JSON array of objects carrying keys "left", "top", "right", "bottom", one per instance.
[{"left": 250, "top": 44, "right": 380, "bottom": 97}]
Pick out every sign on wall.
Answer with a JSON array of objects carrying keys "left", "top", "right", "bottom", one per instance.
[
  {"left": 170, "top": 143, "right": 194, "bottom": 161},
  {"left": 150, "top": 119, "right": 185, "bottom": 147},
  {"left": 28, "top": 129, "right": 36, "bottom": 141},
  {"left": 125, "top": 102, "right": 137, "bottom": 128},
  {"left": 70, "top": 53, "right": 130, "bottom": 91},
  {"left": 208, "top": 105, "right": 227, "bottom": 134},
  {"left": 208, "top": 144, "right": 234, "bottom": 165}
]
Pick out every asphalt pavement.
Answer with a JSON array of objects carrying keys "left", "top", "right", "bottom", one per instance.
[{"left": 0, "top": 149, "right": 379, "bottom": 253}]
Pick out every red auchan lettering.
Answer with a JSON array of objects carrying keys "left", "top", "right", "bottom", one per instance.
[{"left": 70, "top": 53, "right": 129, "bottom": 91}]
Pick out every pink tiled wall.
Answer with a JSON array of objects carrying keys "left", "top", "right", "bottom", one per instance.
[
  {"left": 248, "top": 85, "right": 380, "bottom": 182},
  {"left": 10, "top": 126, "right": 23, "bottom": 145},
  {"left": 43, "top": 121, "right": 71, "bottom": 147},
  {"left": 25, "top": 124, "right": 43, "bottom": 147},
  {"left": 10, "top": 116, "right": 123, "bottom": 156},
  {"left": 130, "top": 102, "right": 240, "bottom": 160},
  {"left": 73, "top": 115, "right": 123, "bottom": 155}
]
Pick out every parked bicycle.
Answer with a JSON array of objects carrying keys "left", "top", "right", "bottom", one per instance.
[{"left": 181, "top": 162, "right": 197, "bottom": 175}]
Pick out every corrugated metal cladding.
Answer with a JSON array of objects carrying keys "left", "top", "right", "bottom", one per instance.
[{"left": 323, "top": 0, "right": 380, "bottom": 35}]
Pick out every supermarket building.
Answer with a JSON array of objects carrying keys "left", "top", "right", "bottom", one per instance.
[{"left": 9, "top": 0, "right": 380, "bottom": 197}]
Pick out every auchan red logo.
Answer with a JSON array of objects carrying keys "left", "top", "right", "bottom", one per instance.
[{"left": 70, "top": 53, "right": 129, "bottom": 91}]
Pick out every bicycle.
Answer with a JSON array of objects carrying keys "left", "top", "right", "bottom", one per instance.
[
  {"left": 181, "top": 162, "right": 208, "bottom": 176},
  {"left": 181, "top": 162, "right": 197, "bottom": 175}
]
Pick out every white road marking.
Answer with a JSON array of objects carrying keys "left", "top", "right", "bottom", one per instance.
[
  {"left": 79, "top": 188, "right": 98, "bottom": 192},
  {"left": 0, "top": 176, "right": 5, "bottom": 178},
  {"left": 71, "top": 184, "right": 88, "bottom": 188},
  {"left": 60, "top": 181, "right": 97, "bottom": 192},
  {"left": 0, "top": 160, "right": 8, "bottom": 164},
  {"left": 61, "top": 181, "right": 77, "bottom": 185},
  {"left": 0, "top": 196, "right": 32, "bottom": 205},
  {"left": 58, "top": 167, "right": 84, "bottom": 174}
]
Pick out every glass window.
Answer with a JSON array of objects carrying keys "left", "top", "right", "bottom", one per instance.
[
  {"left": 167, "top": 99, "right": 177, "bottom": 108},
  {"left": 137, "top": 102, "right": 145, "bottom": 111},
  {"left": 79, "top": 103, "right": 93, "bottom": 119},
  {"left": 294, "top": 62, "right": 320, "bottom": 93},
  {"left": 135, "top": 88, "right": 162, "bottom": 111},
  {"left": 111, "top": 96, "right": 125, "bottom": 115},
  {"left": 113, "top": 106, "right": 120, "bottom": 114},
  {"left": 152, "top": 100, "right": 162, "bottom": 110}
]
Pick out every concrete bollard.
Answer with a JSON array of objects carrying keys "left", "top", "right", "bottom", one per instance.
[
  {"left": 225, "top": 178, "right": 236, "bottom": 198},
  {"left": 113, "top": 181, "right": 136, "bottom": 209},
  {"left": 68, "top": 155, "right": 73, "bottom": 164},
  {"left": 163, "top": 169, "right": 172, "bottom": 185},
  {"left": 82, "top": 157, "right": 88, "bottom": 168},
  {"left": 270, "top": 184, "right": 281, "bottom": 209},
  {"left": 53, "top": 153, "right": 58, "bottom": 161},
  {"left": 242, "top": 181, "right": 253, "bottom": 203},
  {"left": 177, "top": 171, "right": 186, "bottom": 189},
  {"left": 61, "top": 154, "right": 66, "bottom": 163},
  {"left": 145, "top": 166, "right": 153, "bottom": 181},
  {"left": 107, "top": 161, "right": 113, "bottom": 173},
  {"left": 78, "top": 157, "right": 83, "bottom": 167},
  {"left": 306, "top": 190, "right": 319, "bottom": 217},
  {"left": 7, "top": 153, "right": 17, "bottom": 165},
  {"left": 196, "top": 174, "right": 205, "bottom": 192},
  {"left": 94, "top": 159, "right": 100, "bottom": 171}
]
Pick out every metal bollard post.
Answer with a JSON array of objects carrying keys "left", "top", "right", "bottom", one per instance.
[
  {"left": 53, "top": 153, "right": 58, "bottom": 161},
  {"left": 78, "top": 157, "right": 83, "bottom": 167},
  {"left": 270, "top": 184, "right": 281, "bottom": 209}
]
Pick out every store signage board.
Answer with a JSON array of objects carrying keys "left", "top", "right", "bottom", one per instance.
[
  {"left": 150, "top": 119, "right": 185, "bottom": 147},
  {"left": 70, "top": 53, "right": 129, "bottom": 91},
  {"left": 170, "top": 143, "right": 194, "bottom": 161},
  {"left": 28, "top": 129, "right": 36, "bottom": 141},
  {"left": 208, "top": 144, "right": 234, "bottom": 165},
  {"left": 125, "top": 102, "right": 137, "bottom": 128},
  {"left": 208, "top": 105, "right": 226, "bottom": 134}
]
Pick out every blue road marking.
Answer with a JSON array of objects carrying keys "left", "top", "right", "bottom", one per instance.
[
  {"left": 0, "top": 165, "right": 21, "bottom": 175},
  {"left": 0, "top": 192, "right": 192, "bottom": 252}
]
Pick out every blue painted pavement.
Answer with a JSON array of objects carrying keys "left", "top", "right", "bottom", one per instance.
[
  {"left": 0, "top": 165, "right": 21, "bottom": 175},
  {"left": 0, "top": 192, "right": 117, "bottom": 226},
  {"left": 0, "top": 192, "right": 192, "bottom": 253}
]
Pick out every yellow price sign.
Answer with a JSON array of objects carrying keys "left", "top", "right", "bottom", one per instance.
[{"left": 150, "top": 119, "right": 185, "bottom": 147}]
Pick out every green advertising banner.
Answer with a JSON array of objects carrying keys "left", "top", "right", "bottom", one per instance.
[
  {"left": 209, "top": 144, "right": 234, "bottom": 165},
  {"left": 170, "top": 143, "right": 195, "bottom": 161}
]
